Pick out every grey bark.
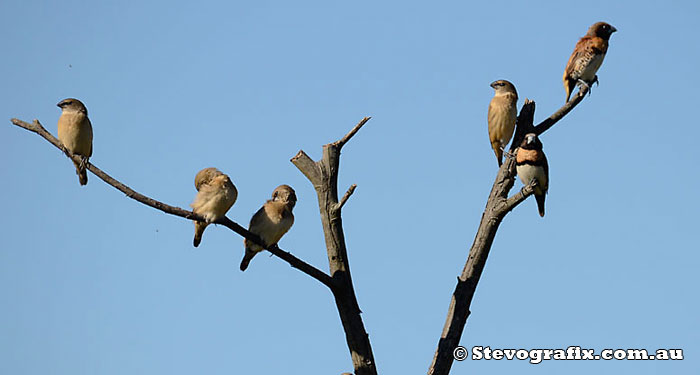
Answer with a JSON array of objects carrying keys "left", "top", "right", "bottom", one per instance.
[{"left": 291, "top": 117, "right": 377, "bottom": 375}]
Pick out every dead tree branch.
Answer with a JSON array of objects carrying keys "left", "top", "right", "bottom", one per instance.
[
  {"left": 291, "top": 117, "right": 377, "bottom": 375},
  {"left": 9, "top": 118, "right": 335, "bottom": 289},
  {"left": 336, "top": 184, "right": 357, "bottom": 212},
  {"left": 428, "top": 87, "right": 589, "bottom": 375},
  {"left": 534, "top": 84, "right": 589, "bottom": 135}
]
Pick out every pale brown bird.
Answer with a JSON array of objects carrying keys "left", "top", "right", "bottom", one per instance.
[
  {"left": 57, "top": 98, "right": 93, "bottom": 185},
  {"left": 563, "top": 22, "right": 617, "bottom": 102},
  {"left": 516, "top": 133, "right": 549, "bottom": 217},
  {"left": 190, "top": 169, "right": 238, "bottom": 247},
  {"left": 487, "top": 80, "right": 518, "bottom": 166},
  {"left": 240, "top": 185, "right": 296, "bottom": 271}
]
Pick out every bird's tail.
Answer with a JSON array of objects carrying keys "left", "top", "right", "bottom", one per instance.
[
  {"left": 564, "top": 79, "right": 575, "bottom": 103},
  {"left": 193, "top": 221, "right": 208, "bottom": 247},
  {"left": 535, "top": 193, "right": 546, "bottom": 217},
  {"left": 73, "top": 160, "right": 87, "bottom": 186},
  {"left": 239, "top": 247, "right": 257, "bottom": 271},
  {"left": 491, "top": 142, "right": 503, "bottom": 167}
]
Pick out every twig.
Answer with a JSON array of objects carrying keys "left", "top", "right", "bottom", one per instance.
[
  {"left": 534, "top": 84, "right": 589, "bottom": 135},
  {"left": 334, "top": 117, "right": 371, "bottom": 148},
  {"left": 336, "top": 184, "right": 357, "bottom": 211}
]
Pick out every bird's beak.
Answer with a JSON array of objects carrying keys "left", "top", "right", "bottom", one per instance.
[
  {"left": 490, "top": 81, "right": 497, "bottom": 88},
  {"left": 611, "top": 26, "right": 617, "bottom": 33},
  {"left": 56, "top": 101, "right": 64, "bottom": 108}
]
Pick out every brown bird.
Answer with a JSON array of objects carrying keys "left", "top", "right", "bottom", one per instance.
[
  {"left": 57, "top": 98, "right": 93, "bottom": 185},
  {"left": 563, "top": 22, "right": 617, "bottom": 102},
  {"left": 488, "top": 80, "right": 518, "bottom": 166},
  {"left": 240, "top": 185, "right": 296, "bottom": 271},
  {"left": 516, "top": 133, "right": 549, "bottom": 217},
  {"left": 190, "top": 169, "right": 238, "bottom": 247}
]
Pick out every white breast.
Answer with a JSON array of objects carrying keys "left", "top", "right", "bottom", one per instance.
[{"left": 517, "top": 164, "right": 548, "bottom": 194}]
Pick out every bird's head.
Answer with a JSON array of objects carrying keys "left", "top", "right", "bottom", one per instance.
[
  {"left": 490, "top": 80, "right": 518, "bottom": 97},
  {"left": 57, "top": 98, "right": 88, "bottom": 115},
  {"left": 194, "top": 167, "right": 224, "bottom": 190},
  {"left": 272, "top": 184, "right": 297, "bottom": 208},
  {"left": 588, "top": 22, "right": 617, "bottom": 40},
  {"left": 211, "top": 174, "right": 233, "bottom": 188},
  {"left": 520, "top": 133, "right": 543, "bottom": 150}
]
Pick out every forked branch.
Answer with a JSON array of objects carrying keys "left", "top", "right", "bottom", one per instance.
[{"left": 292, "top": 117, "right": 377, "bottom": 375}]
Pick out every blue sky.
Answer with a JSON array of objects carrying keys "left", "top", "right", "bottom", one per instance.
[{"left": 1, "top": 1, "right": 698, "bottom": 374}]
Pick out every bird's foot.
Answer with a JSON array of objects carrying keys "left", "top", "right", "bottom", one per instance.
[
  {"left": 576, "top": 79, "right": 590, "bottom": 90},
  {"left": 592, "top": 75, "right": 599, "bottom": 87},
  {"left": 577, "top": 79, "right": 593, "bottom": 96}
]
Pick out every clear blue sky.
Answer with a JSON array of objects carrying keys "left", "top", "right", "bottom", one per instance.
[{"left": 1, "top": 1, "right": 697, "bottom": 374}]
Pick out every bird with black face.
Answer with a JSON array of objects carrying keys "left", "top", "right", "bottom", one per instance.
[
  {"left": 57, "top": 98, "right": 93, "bottom": 185},
  {"left": 516, "top": 133, "right": 549, "bottom": 217},
  {"left": 240, "top": 185, "right": 296, "bottom": 271},
  {"left": 488, "top": 79, "right": 518, "bottom": 166},
  {"left": 563, "top": 21, "right": 617, "bottom": 102}
]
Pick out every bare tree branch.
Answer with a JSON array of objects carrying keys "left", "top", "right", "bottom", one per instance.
[
  {"left": 9, "top": 117, "right": 335, "bottom": 290},
  {"left": 336, "top": 184, "right": 357, "bottom": 211},
  {"left": 494, "top": 179, "right": 538, "bottom": 218},
  {"left": 290, "top": 150, "right": 321, "bottom": 186},
  {"left": 428, "top": 87, "right": 590, "bottom": 374},
  {"left": 534, "top": 84, "right": 589, "bottom": 135},
  {"left": 292, "top": 118, "right": 377, "bottom": 375},
  {"left": 334, "top": 116, "right": 371, "bottom": 148}
]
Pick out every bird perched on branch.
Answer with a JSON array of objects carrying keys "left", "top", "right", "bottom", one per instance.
[
  {"left": 240, "top": 185, "right": 296, "bottom": 271},
  {"left": 563, "top": 21, "right": 617, "bottom": 102},
  {"left": 516, "top": 133, "right": 549, "bottom": 217},
  {"left": 190, "top": 168, "right": 238, "bottom": 247},
  {"left": 57, "top": 98, "right": 93, "bottom": 185},
  {"left": 487, "top": 80, "right": 518, "bottom": 166}
]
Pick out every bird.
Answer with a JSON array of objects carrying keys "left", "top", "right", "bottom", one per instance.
[
  {"left": 57, "top": 98, "right": 93, "bottom": 185},
  {"left": 516, "top": 133, "right": 549, "bottom": 217},
  {"left": 190, "top": 169, "right": 238, "bottom": 247},
  {"left": 488, "top": 80, "right": 518, "bottom": 166},
  {"left": 563, "top": 21, "right": 617, "bottom": 102},
  {"left": 240, "top": 185, "right": 296, "bottom": 271}
]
